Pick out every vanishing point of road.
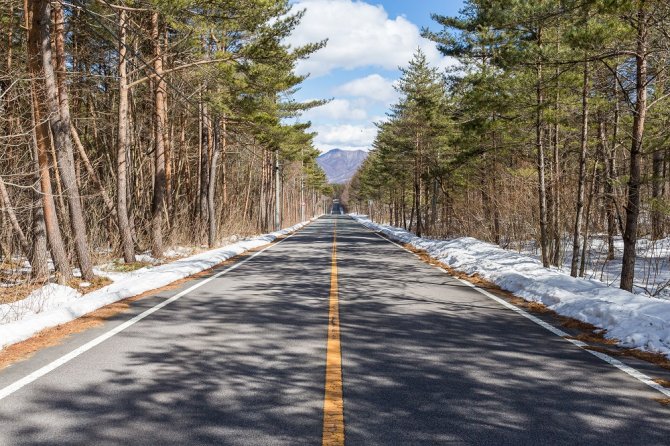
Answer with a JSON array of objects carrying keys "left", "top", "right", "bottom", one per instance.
[{"left": 0, "top": 215, "right": 669, "bottom": 445}]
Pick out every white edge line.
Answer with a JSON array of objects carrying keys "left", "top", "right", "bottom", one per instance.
[
  {"left": 352, "top": 218, "right": 670, "bottom": 400},
  {"left": 0, "top": 227, "right": 304, "bottom": 402}
]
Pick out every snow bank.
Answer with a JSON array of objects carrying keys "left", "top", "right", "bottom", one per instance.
[
  {"left": 0, "top": 220, "right": 313, "bottom": 350},
  {"left": 352, "top": 214, "right": 670, "bottom": 359}
]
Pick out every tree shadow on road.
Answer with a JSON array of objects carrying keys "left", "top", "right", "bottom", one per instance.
[{"left": 1, "top": 217, "right": 669, "bottom": 445}]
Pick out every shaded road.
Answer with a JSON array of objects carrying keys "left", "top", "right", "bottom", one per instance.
[{"left": 0, "top": 215, "right": 669, "bottom": 445}]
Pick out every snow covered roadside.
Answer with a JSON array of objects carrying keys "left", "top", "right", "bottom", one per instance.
[
  {"left": 0, "top": 219, "right": 315, "bottom": 350},
  {"left": 351, "top": 214, "right": 670, "bottom": 359}
]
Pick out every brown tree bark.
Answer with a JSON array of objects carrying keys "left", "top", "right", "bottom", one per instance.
[
  {"left": 163, "top": 31, "right": 172, "bottom": 214},
  {"left": 620, "top": 2, "right": 648, "bottom": 292},
  {"left": 651, "top": 146, "right": 665, "bottom": 240},
  {"left": 0, "top": 176, "right": 31, "bottom": 261},
  {"left": 200, "top": 102, "right": 211, "bottom": 231},
  {"left": 551, "top": 45, "right": 561, "bottom": 266},
  {"left": 116, "top": 9, "right": 135, "bottom": 263},
  {"left": 151, "top": 11, "right": 166, "bottom": 257},
  {"left": 207, "top": 118, "right": 221, "bottom": 248},
  {"left": 27, "top": 0, "right": 72, "bottom": 283},
  {"left": 536, "top": 28, "right": 549, "bottom": 268},
  {"left": 414, "top": 131, "right": 422, "bottom": 237},
  {"left": 580, "top": 161, "right": 599, "bottom": 278},
  {"left": 49, "top": 1, "right": 94, "bottom": 280},
  {"left": 570, "top": 59, "right": 590, "bottom": 277},
  {"left": 651, "top": 68, "right": 666, "bottom": 240}
]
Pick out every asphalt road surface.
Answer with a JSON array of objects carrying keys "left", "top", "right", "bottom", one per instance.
[{"left": 0, "top": 215, "right": 669, "bottom": 445}]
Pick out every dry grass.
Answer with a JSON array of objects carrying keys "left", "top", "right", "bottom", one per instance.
[
  {"left": 0, "top": 260, "right": 24, "bottom": 270},
  {"left": 619, "top": 349, "right": 670, "bottom": 371},
  {"left": 108, "top": 260, "right": 153, "bottom": 273},
  {"left": 0, "top": 282, "right": 45, "bottom": 305},
  {"left": 566, "top": 332, "right": 618, "bottom": 345},
  {"left": 1, "top": 272, "right": 113, "bottom": 307},
  {"left": 68, "top": 276, "right": 113, "bottom": 294}
]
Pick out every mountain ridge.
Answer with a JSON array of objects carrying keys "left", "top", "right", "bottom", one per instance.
[{"left": 316, "top": 148, "right": 368, "bottom": 184}]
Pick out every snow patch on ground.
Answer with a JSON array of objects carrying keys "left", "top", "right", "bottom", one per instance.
[
  {"left": 351, "top": 214, "right": 670, "bottom": 359},
  {"left": 0, "top": 220, "right": 314, "bottom": 350},
  {"left": 514, "top": 236, "right": 670, "bottom": 299},
  {"left": 0, "top": 284, "right": 82, "bottom": 325}
]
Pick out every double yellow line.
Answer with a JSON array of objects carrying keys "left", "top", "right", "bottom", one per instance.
[{"left": 322, "top": 219, "right": 344, "bottom": 445}]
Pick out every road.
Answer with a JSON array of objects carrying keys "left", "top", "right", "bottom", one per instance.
[{"left": 0, "top": 215, "right": 669, "bottom": 445}]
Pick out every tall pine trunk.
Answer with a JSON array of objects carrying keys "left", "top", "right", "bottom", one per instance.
[
  {"left": 620, "top": 4, "right": 647, "bottom": 292},
  {"left": 551, "top": 49, "right": 562, "bottom": 266},
  {"left": 0, "top": 177, "right": 31, "bottom": 261},
  {"left": 49, "top": 1, "right": 94, "bottom": 280},
  {"left": 570, "top": 59, "right": 589, "bottom": 277},
  {"left": 208, "top": 119, "right": 221, "bottom": 248},
  {"left": 116, "top": 9, "right": 135, "bottom": 263},
  {"left": 535, "top": 29, "right": 549, "bottom": 267},
  {"left": 27, "top": 0, "right": 72, "bottom": 282},
  {"left": 151, "top": 11, "right": 166, "bottom": 257}
]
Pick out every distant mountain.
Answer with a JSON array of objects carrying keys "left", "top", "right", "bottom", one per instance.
[{"left": 316, "top": 149, "right": 368, "bottom": 184}]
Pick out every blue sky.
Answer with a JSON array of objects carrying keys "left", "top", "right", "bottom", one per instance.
[{"left": 286, "top": 0, "right": 465, "bottom": 152}]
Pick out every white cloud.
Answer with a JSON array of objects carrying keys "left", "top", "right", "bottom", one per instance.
[
  {"left": 302, "top": 98, "right": 367, "bottom": 121},
  {"left": 313, "top": 123, "right": 376, "bottom": 152},
  {"left": 334, "top": 74, "right": 398, "bottom": 104},
  {"left": 288, "top": 0, "right": 456, "bottom": 77}
]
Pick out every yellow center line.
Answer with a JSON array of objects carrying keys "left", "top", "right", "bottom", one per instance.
[{"left": 322, "top": 218, "right": 344, "bottom": 446}]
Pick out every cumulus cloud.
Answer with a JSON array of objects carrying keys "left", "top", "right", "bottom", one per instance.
[
  {"left": 313, "top": 123, "right": 377, "bottom": 152},
  {"left": 302, "top": 98, "right": 367, "bottom": 121},
  {"left": 288, "top": 0, "right": 456, "bottom": 77},
  {"left": 334, "top": 74, "right": 398, "bottom": 104}
]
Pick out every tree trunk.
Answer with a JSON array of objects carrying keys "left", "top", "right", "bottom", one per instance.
[
  {"left": 551, "top": 50, "right": 561, "bottom": 266},
  {"left": 27, "top": 103, "right": 50, "bottom": 281},
  {"left": 49, "top": 1, "right": 94, "bottom": 280},
  {"left": 0, "top": 177, "right": 31, "bottom": 261},
  {"left": 620, "top": 4, "right": 647, "bottom": 292},
  {"left": 599, "top": 119, "right": 616, "bottom": 261},
  {"left": 27, "top": 0, "right": 72, "bottom": 283},
  {"left": 536, "top": 29, "right": 549, "bottom": 267},
  {"left": 243, "top": 158, "right": 253, "bottom": 220},
  {"left": 208, "top": 119, "right": 221, "bottom": 248},
  {"left": 29, "top": 164, "right": 50, "bottom": 281},
  {"left": 414, "top": 133, "right": 422, "bottom": 237},
  {"left": 606, "top": 72, "right": 621, "bottom": 261},
  {"left": 580, "top": 161, "right": 599, "bottom": 277},
  {"left": 151, "top": 11, "right": 166, "bottom": 257},
  {"left": 570, "top": 59, "right": 589, "bottom": 277},
  {"left": 116, "top": 9, "right": 135, "bottom": 263},
  {"left": 651, "top": 146, "right": 664, "bottom": 240},
  {"left": 199, "top": 102, "right": 211, "bottom": 233},
  {"left": 651, "top": 65, "right": 666, "bottom": 240},
  {"left": 163, "top": 31, "right": 172, "bottom": 215}
]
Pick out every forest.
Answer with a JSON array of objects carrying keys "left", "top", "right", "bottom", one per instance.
[
  {"left": 0, "top": 0, "right": 331, "bottom": 289},
  {"left": 347, "top": 0, "right": 670, "bottom": 292}
]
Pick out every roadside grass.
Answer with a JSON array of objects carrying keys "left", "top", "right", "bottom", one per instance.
[
  {"left": 67, "top": 276, "right": 113, "bottom": 294},
  {"left": 108, "top": 260, "right": 153, "bottom": 272},
  {"left": 0, "top": 282, "right": 44, "bottom": 305}
]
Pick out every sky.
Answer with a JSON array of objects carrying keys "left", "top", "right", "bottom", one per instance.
[{"left": 286, "top": 0, "right": 466, "bottom": 153}]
